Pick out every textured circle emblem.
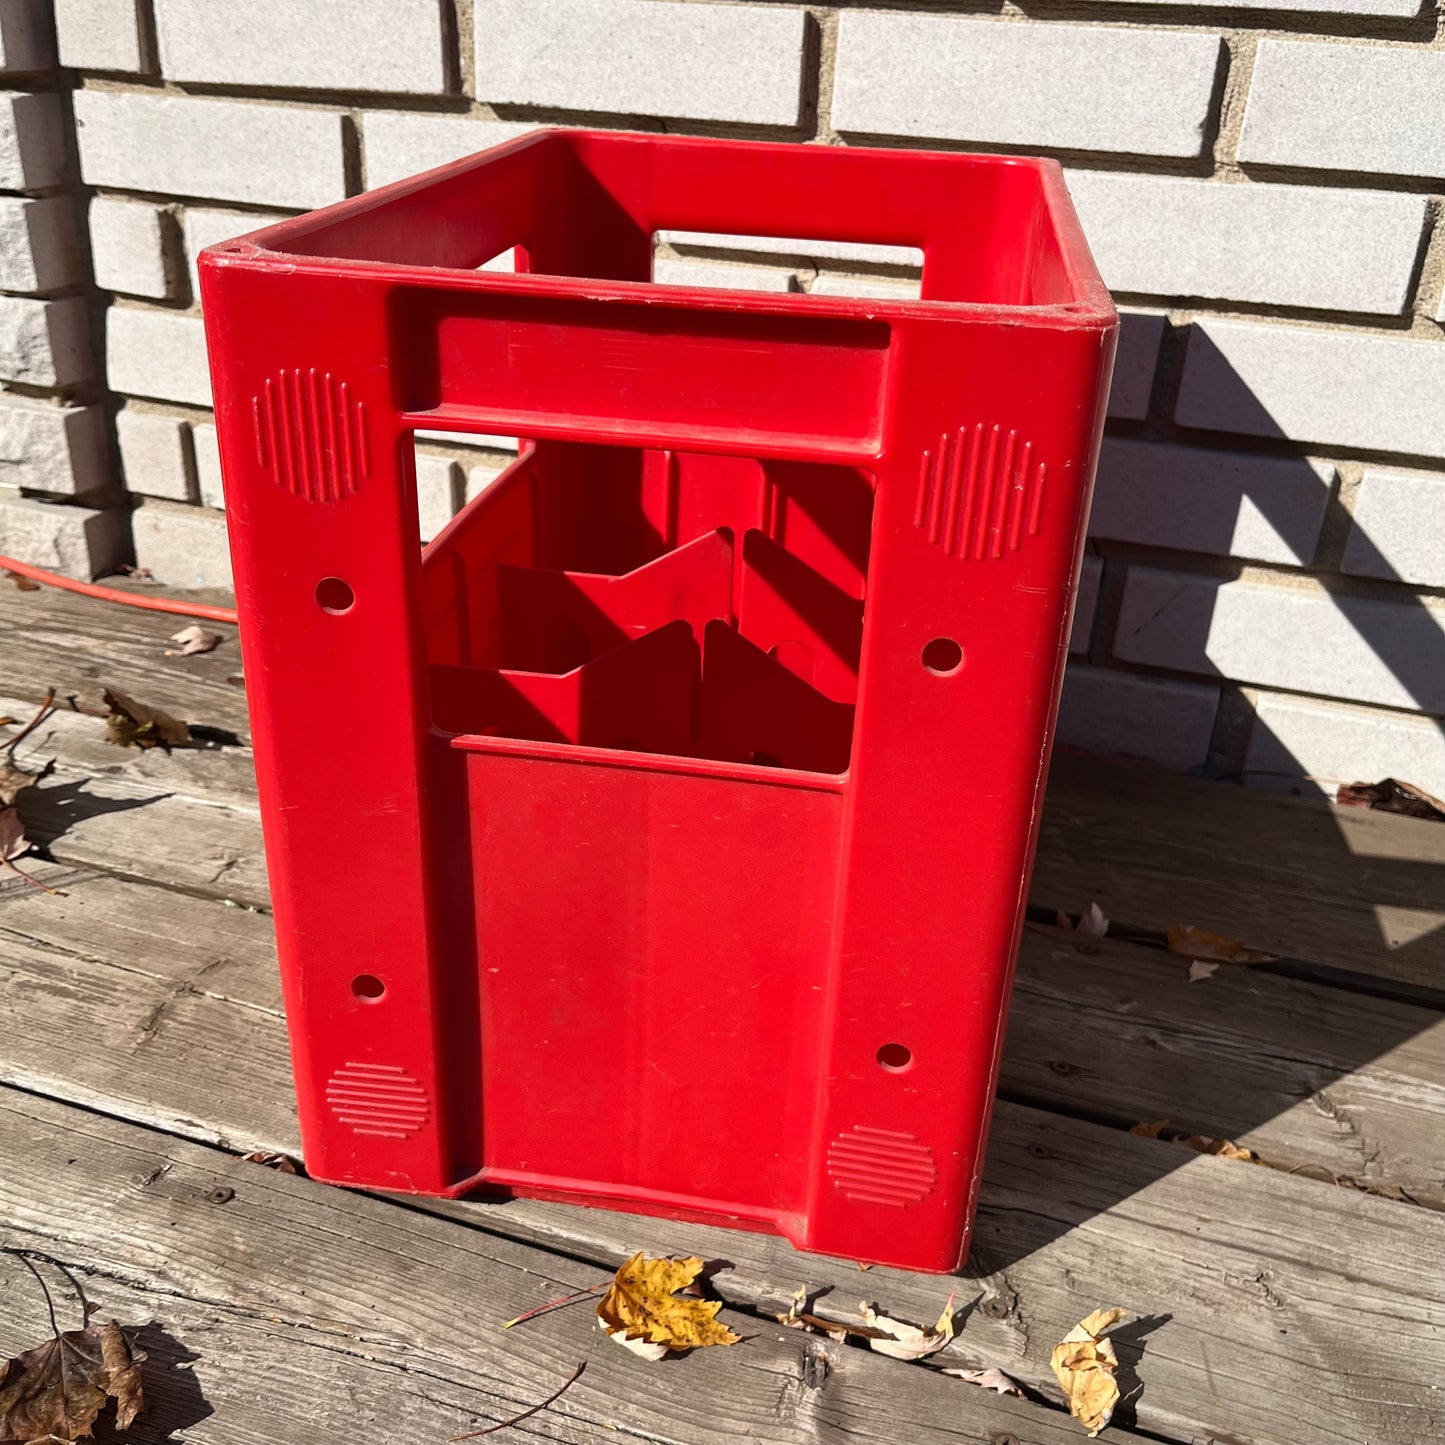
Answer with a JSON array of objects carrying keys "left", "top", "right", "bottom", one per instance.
[
  {"left": 325, "top": 1063, "right": 430, "bottom": 1139},
  {"left": 827, "top": 1125, "right": 937, "bottom": 1207}
]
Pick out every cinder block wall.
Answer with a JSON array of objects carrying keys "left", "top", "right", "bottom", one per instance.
[{"left": 2, "top": 0, "right": 1442, "bottom": 798}]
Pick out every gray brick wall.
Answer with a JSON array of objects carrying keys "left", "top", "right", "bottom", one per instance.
[{"left": 1, "top": 0, "right": 1440, "bottom": 800}]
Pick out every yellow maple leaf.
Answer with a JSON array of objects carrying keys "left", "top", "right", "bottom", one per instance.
[
  {"left": 596, "top": 1254, "right": 740, "bottom": 1355},
  {"left": 1051, "top": 1307, "right": 1124, "bottom": 1437}
]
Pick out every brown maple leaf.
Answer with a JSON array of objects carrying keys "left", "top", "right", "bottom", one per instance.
[
  {"left": 102, "top": 689, "right": 190, "bottom": 750},
  {"left": 0, "top": 1322, "right": 145, "bottom": 1443}
]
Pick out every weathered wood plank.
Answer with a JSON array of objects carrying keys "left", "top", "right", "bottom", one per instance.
[
  {"left": 1032, "top": 751, "right": 1445, "bottom": 992},
  {"left": 0, "top": 1086, "right": 1090, "bottom": 1445},
  {"left": 5, "top": 699, "right": 268, "bottom": 906},
  {"left": 6, "top": 866, "right": 1445, "bottom": 1443},
  {"left": 10, "top": 864, "right": 1445, "bottom": 1211},
  {"left": 1007, "top": 923, "right": 1445, "bottom": 1206},
  {"left": 13, "top": 695, "right": 1445, "bottom": 1004},
  {"left": 8, "top": 581, "right": 1445, "bottom": 995},
  {"left": 0, "top": 582, "right": 250, "bottom": 737}
]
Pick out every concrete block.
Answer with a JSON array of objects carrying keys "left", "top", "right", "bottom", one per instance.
[
  {"left": 0, "top": 397, "right": 107, "bottom": 495},
  {"left": 1090, "top": 439, "right": 1332, "bottom": 565},
  {"left": 1070, "top": 555, "right": 1102, "bottom": 655},
  {"left": 90, "top": 197, "right": 174, "bottom": 299},
  {"left": 1067, "top": 170, "right": 1425, "bottom": 316},
  {"left": 0, "top": 296, "right": 91, "bottom": 386},
  {"left": 1342, "top": 467, "right": 1445, "bottom": 588},
  {"left": 0, "top": 196, "right": 79, "bottom": 292},
  {"left": 0, "top": 0, "right": 54, "bottom": 73},
  {"left": 1176, "top": 318, "right": 1445, "bottom": 459},
  {"left": 658, "top": 229, "right": 923, "bottom": 270},
  {"left": 808, "top": 272, "right": 920, "bottom": 301},
  {"left": 1072, "top": 0, "right": 1415, "bottom": 13},
  {"left": 1240, "top": 40, "right": 1445, "bottom": 181},
  {"left": 1115, "top": 566, "right": 1445, "bottom": 714},
  {"left": 834, "top": 12, "right": 1222, "bottom": 157},
  {"left": 0, "top": 92, "right": 65, "bottom": 192},
  {"left": 130, "top": 500, "right": 233, "bottom": 588},
  {"left": 116, "top": 410, "right": 192, "bottom": 501},
  {"left": 107, "top": 308, "right": 211, "bottom": 407},
  {"left": 1109, "top": 311, "right": 1164, "bottom": 421},
  {"left": 192, "top": 422, "right": 224, "bottom": 508},
  {"left": 361, "top": 112, "right": 540, "bottom": 189},
  {"left": 418, "top": 430, "right": 519, "bottom": 453},
  {"left": 74, "top": 90, "right": 346, "bottom": 208},
  {"left": 0, "top": 494, "right": 126, "bottom": 579},
  {"left": 155, "top": 0, "right": 446, "bottom": 95},
  {"left": 466, "top": 462, "right": 508, "bottom": 502},
  {"left": 1244, "top": 691, "right": 1445, "bottom": 799},
  {"left": 1056, "top": 663, "right": 1220, "bottom": 771},
  {"left": 182, "top": 207, "right": 283, "bottom": 298},
  {"left": 55, "top": 0, "right": 144, "bottom": 73},
  {"left": 415, "top": 453, "right": 458, "bottom": 542},
  {"left": 475, "top": 0, "right": 807, "bottom": 126},
  {"left": 655, "top": 258, "right": 795, "bottom": 293}
]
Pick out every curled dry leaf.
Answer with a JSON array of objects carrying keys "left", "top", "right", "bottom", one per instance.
[
  {"left": 943, "top": 1366, "right": 1023, "bottom": 1397},
  {"left": 1, "top": 691, "right": 55, "bottom": 809},
  {"left": 0, "top": 805, "right": 29, "bottom": 863},
  {"left": 859, "top": 1294, "right": 956, "bottom": 1360},
  {"left": 5, "top": 570, "right": 41, "bottom": 591},
  {"left": 102, "top": 689, "right": 190, "bottom": 750},
  {"left": 1129, "top": 1121, "right": 1264, "bottom": 1165},
  {"left": 1337, "top": 777, "right": 1445, "bottom": 822},
  {"left": 240, "top": 1150, "right": 299, "bottom": 1174},
  {"left": 1128, "top": 1120, "right": 1170, "bottom": 1140},
  {"left": 596, "top": 1253, "right": 739, "bottom": 1356},
  {"left": 1057, "top": 902, "right": 1109, "bottom": 937},
  {"left": 1166, "top": 925, "right": 1276, "bottom": 966},
  {"left": 0, "top": 1321, "right": 145, "bottom": 1443},
  {"left": 1181, "top": 1135, "right": 1261, "bottom": 1165},
  {"left": 1050, "top": 1308, "right": 1124, "bottom": 1437},
  {"left": 780, "top": 1288, "right": 955, "bottom": 1356},
  {"left": 165, "top": 624, "right": 222, "bottom": 657}
]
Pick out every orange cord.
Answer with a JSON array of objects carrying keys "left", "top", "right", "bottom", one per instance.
[{"left": 1, "top": 554, "right": 240, "bottom": 625}]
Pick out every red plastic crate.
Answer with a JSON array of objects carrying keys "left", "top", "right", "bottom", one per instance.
[{"left": 199, "top": 130, "right": 1115, "bottom": 1273}]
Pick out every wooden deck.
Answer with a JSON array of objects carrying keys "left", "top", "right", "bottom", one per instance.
[{"left": 2, "top": 578, "right": 1444, "bottom": 1445}]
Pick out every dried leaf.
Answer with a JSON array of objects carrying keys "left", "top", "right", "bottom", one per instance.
[
  {"left": 0, "top": 806, "right": 30, "bottom": 863},
  {"left": 1051, "top": 1308, "right": 1123, "bottom": 1437},
  {"left": 0, "top": 1321, "right": 145, "bottom": 1443},
  {"left": 1187, "top": 959, "right": 1219, "bottom": 983},
  {"left": 0, "top": 755, "right": 37, "bottom": 811},
  {"left": 777, "top": 1285, "right": 809, "bottom": 1329},
  {"left": 944, "top": 1366, "right": 1023, "bottom": 1397},
  {"left": 1180, "top": 1135, "right": 1262, "bottom": 1165},
  {"left": 164, "top": 624, "right": 221, "bottom": 657},
  {"left": 1167, "top": 924, "right": 1276, "bottom": 966},
  {"left": 1129, "top": 1120, "right": 1170, "bottom": 1139},
  {"left": 5, "top": 570, "right": 40, "bottom": 592},
  {"left": 859, "top": 1294, "right": 955, "bottom": 1360},
  {"left": 597, "top": 1317, "right": 669, "bottom": 1361},
  {"left": 1337, "top": 777, "right": 1445, "bottom": 822},
  {"left": 596, "top": 1253, "right": 739, "bottom": 1355},
  {"left": 1057, "top": 902, "right": 1109, "bottom": 937},
  {"left": 240, "top": 1150, "right": 299, "bottom": 1174},
  {"left": 1131, "top": 1122, "right": 1264, "bottom": 1166},
  {"left": 102, "top": 689, "right": 190, "bottom": 750}
]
